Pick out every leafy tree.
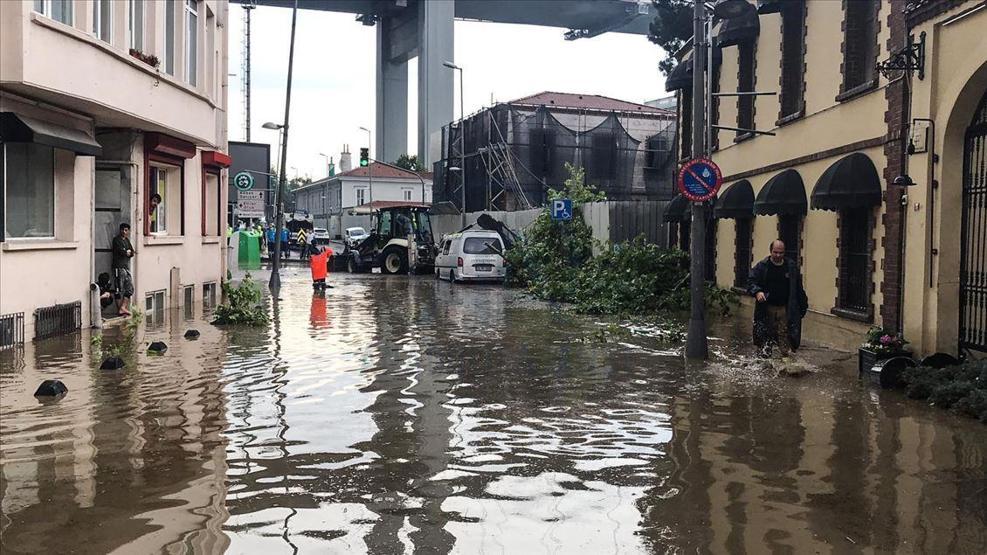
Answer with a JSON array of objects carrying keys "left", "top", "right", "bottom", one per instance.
[
  {"left": 647, "top": 0, "right": 693, "bottom": 76},
  {"left": 394, "top": 154, "right": 424, "bottom": 172}
]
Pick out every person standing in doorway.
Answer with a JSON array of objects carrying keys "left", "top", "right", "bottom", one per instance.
[
  {"left": 112, "top": 223, "right": 136, "bottom": 316},
  {"left": 748, "top": 239, "right": 808, "bottom": 357}
]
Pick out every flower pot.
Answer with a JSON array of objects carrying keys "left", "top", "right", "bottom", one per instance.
[{"left": 858, "top": 347, "right": 910, "bottom": 378}]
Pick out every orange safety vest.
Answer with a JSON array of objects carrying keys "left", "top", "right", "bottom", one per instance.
[{"left": 310, "top": 248, "right": 333, "bottom": 281}]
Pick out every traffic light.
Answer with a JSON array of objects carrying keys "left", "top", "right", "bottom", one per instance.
[{"left": 360, "top": 147, "right": 369, "bottom": 167}]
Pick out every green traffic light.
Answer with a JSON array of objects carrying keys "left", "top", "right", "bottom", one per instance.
[{"left": 360, "top": 159, "right": 369, "bottom": 167}]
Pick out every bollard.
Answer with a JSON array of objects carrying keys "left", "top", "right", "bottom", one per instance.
[
  {"left": 184, "top": 329, "right": 201, "bottom": 340},
  {"left": 34, "top": 379, "right": 68, "bottom": 398},
  {"left": 100, "top": 356, "right": 125, "bottom": 370},
  {"left": 147, "top": 341, "right": 168, "bottom": 354}
]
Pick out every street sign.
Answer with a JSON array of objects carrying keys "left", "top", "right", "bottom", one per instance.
[
  {"left": 234, "top": 171, "right": 255, "bottom": 191},
  {"left": 551, "top": 199, "right": 573, "bottom": 221},
  {"left": 678, "top": 158, "right": 722, "bottom": 202},
  {"left": 237, "top": 190, "right": 265, "bottom": 218}
]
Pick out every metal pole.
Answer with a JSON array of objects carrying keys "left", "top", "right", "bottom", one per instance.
[
  {"left": 459, "top": 67, "right": 466, "bottom": 221},
  {"left": 686, "top": 0, "right": 708, "bottom": 360},
  {"left": 269, "top": 0, "right": 299, "bottom": 293}
]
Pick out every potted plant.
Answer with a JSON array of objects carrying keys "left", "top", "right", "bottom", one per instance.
[
  {"left": 859, "top": 326, "right": 910, "bottom": 377},
  {"left": 128, "top": 48, "right": 160, "bottom": 69}
]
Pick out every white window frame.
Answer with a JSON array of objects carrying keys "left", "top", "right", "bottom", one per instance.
[
  {"left": 34, "top": 0, "right": 73, "bottom": 25},
  {"left": 355, "top": 188, "right": 366, "bottom": 207},
  {"left": 402, "top": 188, "right": 413, "bottom": 201},
  {"left": 129, "top": 0, "right": 144, "bottom": 51},
  {"left": 185, "top": 0, "right": 198, "bottom": 86},
  {"left": 2, "top": 143, "right": 56, "bottom": 241},
  {"left": 164, "top": 0, "right": 176, "bottom": 75},
  {"left": 92, "top": 0, "right": 111, "bottom": 43}
]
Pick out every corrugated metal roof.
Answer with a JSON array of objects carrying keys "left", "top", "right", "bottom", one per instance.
[{"left": 508, "top": 92, "right": 675, "bottom": 115}]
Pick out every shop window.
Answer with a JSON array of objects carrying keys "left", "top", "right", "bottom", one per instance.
[
  {"left": 149, "top": 163, "right": 183, "bottom": 235},
  {"left": 203, "top": 172, "right": 220, "bottom": 236},
  {"left": 779, "top": 1, "right": 806, "bottom": 120},
  {"left": 3, "top": 143, "right": 55, "bottom": 239},
  {"left": 734, "top": 218, "right": 753, "bottom": 288},
  {"left": 129, "top": 0, "right": 144, "bottom": 51},
  {"left": 737, "top": 41, "right": 756, "bottom": 137},
  {"left": 34, "top": 0, "right": 73, "bottom": 25},
  {"left": 93, "top": 0, "right": 111, "bottom": 43},
  {"left": 778, "top": 215, "right": 801, "bottom": 267},
  {"left": 841, "top": 0, "right": 878, "bottom": 93},
  {"left": 590, "top": 132, "right": 616, "bottom": 179},
  {"left": 838, "top": 208, "right": 872, "bottom": 314}
]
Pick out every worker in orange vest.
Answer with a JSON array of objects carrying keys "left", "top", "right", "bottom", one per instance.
[{"left": 310, "top": 245, "right": 333, "bottom": 291}]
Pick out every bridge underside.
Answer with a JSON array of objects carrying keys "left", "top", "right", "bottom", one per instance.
[{"left": 233, "top": 0, "right": 653, "bottom": 166}]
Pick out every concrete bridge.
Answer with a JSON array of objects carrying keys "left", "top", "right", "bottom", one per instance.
[{"left": 232, "top": 0, "right": 654, "bottom": 165}]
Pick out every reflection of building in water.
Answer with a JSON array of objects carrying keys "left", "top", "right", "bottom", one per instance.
[
  {"left": 0, "top": 317, "right": 230, "bottom": 553},
  {"left": 648, "top": 381, "right": 986, "bottom": 552}
]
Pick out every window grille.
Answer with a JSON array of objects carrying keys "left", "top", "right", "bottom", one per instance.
[
  {"left": 779, "top": 1, "right": 806, "bottom": 118},
  {"left": 734, "top": 218, "right": 753, "bottom": 288},
  {"left": 778, "top": 215, "right": 801, "bottom": 267},
  {"left": 0, "top": 312, "right": 25, "bottom": 350},
  {"left": 842, "top": 0, "right": 878, "bottom": 92},
  {"left": 34, "top": 302, "right": 81, "bottom": 340},
  {"left": 838, "top": 209, "right": 872, "bottom": 313}
]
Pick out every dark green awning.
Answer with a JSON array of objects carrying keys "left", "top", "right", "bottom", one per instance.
[
  {"left": 756, "top": 0, "right": 783, "bottom": 14},
  {"left": 715, "top": 9, "right": 759, "bottom": 48},
  {"left": 811, "top": 152, "right": 882, "bottom": 211},
  {"left": 665, "top": 47, "right": 724, "bottom": 92},
  {"left": 754, "top": 169, "right": 806, "bottom": 216},
  {"left": 663, "top": 194, "right": 691, "bottom": 222},
  {"left": 0, "top": 112, "right": 102, "bottom": 156},
  {"left": 714, "top": 180, "right": 754, "bottom": 219}
]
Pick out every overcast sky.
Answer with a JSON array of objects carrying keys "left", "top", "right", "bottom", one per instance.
[{"left": 227, "top": 5, "right": 668, "bottom": 179}]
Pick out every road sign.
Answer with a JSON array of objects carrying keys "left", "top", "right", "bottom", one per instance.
[
  {"left": 234, "top": 171, "right": 255, "bottom": 191},
  {"left": 678, "top": 158, "right": 722, "bottom": 202},
  {"left": 551, "top": 199, "right": 573, "bottom": 221},
  {"left": 237, "top": 190, "right": 265, "bottom": 218}
]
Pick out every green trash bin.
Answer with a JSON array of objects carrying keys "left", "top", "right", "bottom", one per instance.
[{"left": 238, "top": 231, "right": 261, "bottom": 269}]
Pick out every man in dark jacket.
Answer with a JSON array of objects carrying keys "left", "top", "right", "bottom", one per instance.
[
  {"left": 748, "top": 240, "right": 808, "bottom": 356},
  {"left": 112, "top": 223, "right": 135, "bottom": 316}
]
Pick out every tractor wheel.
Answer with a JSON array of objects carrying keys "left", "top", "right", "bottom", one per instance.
[{"left": 382, "top": 248, "right": 408, "bottom": 275}]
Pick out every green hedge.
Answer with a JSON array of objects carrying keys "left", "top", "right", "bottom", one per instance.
[{"left": 901, "top": 359, "right": 987, "bottom": 422}]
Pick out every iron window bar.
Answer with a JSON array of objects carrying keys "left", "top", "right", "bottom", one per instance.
[{"left": 712, "top": 125, "right": 777, "bottom": 136}]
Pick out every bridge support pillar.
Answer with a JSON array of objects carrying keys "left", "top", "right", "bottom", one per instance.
[
  {"left": 417, "top": 0, "right": 454, "bottom": 166},
  {"left": 376, "top": 23, "right": 408, "bottom": 165}
]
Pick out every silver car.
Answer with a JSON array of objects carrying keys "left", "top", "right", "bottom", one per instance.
[{"left": 345, "top": 226, "right": 369, "bottom": 248}]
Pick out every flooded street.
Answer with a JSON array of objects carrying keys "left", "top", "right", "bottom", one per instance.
[{"left": 2, "top": 269, "right": 986, "bottom": 554}]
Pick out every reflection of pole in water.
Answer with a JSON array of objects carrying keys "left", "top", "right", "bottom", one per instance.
[{"left": 269, "top": 295, "right": 299, "bottom": 553}]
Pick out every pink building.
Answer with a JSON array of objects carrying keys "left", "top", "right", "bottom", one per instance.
[{"left": 1, "top": 0, "right": 230, "bottom": 343}]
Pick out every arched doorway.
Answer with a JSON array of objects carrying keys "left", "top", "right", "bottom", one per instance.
[{"left": 960, "top": 90, "right": 987, "bottom": 354}]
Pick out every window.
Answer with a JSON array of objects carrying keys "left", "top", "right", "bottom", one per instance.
[
  {"left": 778, "top": 1, "right": 806, "bottom": 120},
  {"left": 680, "top": 89, "right": 692, "bottom": 158},
  {"left": 145, "top": 290, "right": 166, "bottom": 313},
  {"left": 183, "top": 285, "right": 195, "bottom": 320},
  {"left": 203, "top": 282, "right": 217, "bottom": 309},
  {"left": 355, "top": 188, "right": 366, "bottom": 206},
  {"left": 203, "top": 172, "right": 220, "bottom": 236},
  {"left": 185, "top": 0, "right": 198, "bottom": 86},
  {"left": 710, "top": 63, "right": 721, "bottom": 150},
  {"left": 129, "top": 0, "right": 144, "bottom": 51},
  {"left": 93, "top": 0, "right": 111, "bottom": 43},
  {"left": 463, "top": 237, "right": 503, "bottom": 255},
  {"left": 734, "top": 218, "right": 753, "bottom": 288},
  {"left": 737, "top": 41, "right": 756, "bottom": 137},
  {"left": 841, "top": 0, "right": 879, "bottom": 94},
  {"left": 778, "top": 215, "right": 801, "bottom": 267},
  {"left": 403, "top": 189, "right": 413, "bottom": 201},
  {"left": 442, "top": 240, "right": 451, "bottom": 255},
  {"left": 34, "top": 0, "right": 73, "bottom": 25},
  {"left": 165, "top": 0, "right": 176, "bottom": 75},
  {"left": 3, "top": 143, "right": 55, "bottom": 239},
  {"left": 838, "top": 208, "right": 872, "bottom": 314},
  {"left": 529, "top": 128, "right": 555, "bottom": 178},
  {"left": 149, "top": 163, "right": 183, "bottom": 235},
  {"left": 590, "top": 132, "right": 616, "bottom": 179}
]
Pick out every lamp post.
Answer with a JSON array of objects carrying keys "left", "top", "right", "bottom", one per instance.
[
  {"left": 443, "top": 61, "right": 466, "bottom": 220},
  {"left": 359, "top": 126, "right": 373, "bottom": 207},
  {"left": 264, "top": 0, "right": 299, "bottom": 294}
]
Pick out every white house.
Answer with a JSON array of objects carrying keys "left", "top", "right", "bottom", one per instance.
[{"left": 294, "top": 162, "right": 433, "bottom": 238}]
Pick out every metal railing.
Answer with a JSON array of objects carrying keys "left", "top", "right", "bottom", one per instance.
[
  {"left": 34, "top": 302, "right": 81, "bottom": 341},
  {"left": 0, "top": 312, "right": 25, "bottom": 350}
]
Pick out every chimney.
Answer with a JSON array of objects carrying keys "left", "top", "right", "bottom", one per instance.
[{"left": 339, "top": 144, "right": 352, "bottom": 173}]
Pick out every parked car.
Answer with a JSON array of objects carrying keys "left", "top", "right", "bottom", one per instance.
[
  {"left": 311, "top": 228, "right": 330, "bottom": 245},
  {"left": 435, "top": 230, "right": 506, "bottom": 283},
  {"left": 344, "top": 226, "right": 369, "bottom": 248}
]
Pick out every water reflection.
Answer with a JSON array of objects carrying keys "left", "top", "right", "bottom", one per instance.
[{"left": 1, "top": 270, "right": 986, "bottom": 553}]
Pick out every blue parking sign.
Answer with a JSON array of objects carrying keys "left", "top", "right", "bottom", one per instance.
[{"left": 551, "top": 199, "right": 573, "bottom": 221}]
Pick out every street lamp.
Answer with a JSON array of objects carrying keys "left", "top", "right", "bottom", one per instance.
[
  {"left": 443, "top": 61, "right": 466, "bottom": 221},
  {"left": 359, "top": 126, "right": 373, "bottom": 207}
]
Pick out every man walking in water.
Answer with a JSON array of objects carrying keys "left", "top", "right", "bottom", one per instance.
[
  {"left": 112, "top": 223, "right": 135, "bottom": 316},
  {"left": 748, "top": 240, "right": 808, "bottom": 357}
]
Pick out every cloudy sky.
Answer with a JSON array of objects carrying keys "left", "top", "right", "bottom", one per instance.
[{"left": 227, "top": 5, "right": 669, "bottom": 179}]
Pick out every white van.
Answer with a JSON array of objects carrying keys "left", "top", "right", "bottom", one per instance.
[{"left": 435, "top": 230, "right": 506, "bottom": 283}]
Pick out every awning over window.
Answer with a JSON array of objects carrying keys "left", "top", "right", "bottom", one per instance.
[
  {"left": 665, "top": 47, "right": 724, "bottom": 92},
  {"left": 663, "top": 194, "right": 691, "bottom": 222},
  {"left": 0, "top": 112, "right": 102, "bottom": 156},
  {"left": 754, "top": 169, "right": 807, "bottom": 216},
  {"left": 810, "top": 152, "right": 882, "bottom": 211},
  {"left": 202, "top": 150, "right": 232, "bottom": 168},
  {"left": 715, "top": 9, "right": 760, "bottom": 48},
  {"left": 756, "top": 0, "right": 784, "bottom": 14},
  {"left": 714, "top": 180, "right": 754, "bottom": 219}
]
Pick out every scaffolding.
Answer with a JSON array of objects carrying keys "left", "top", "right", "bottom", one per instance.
[{"left": 436, "top": 103, "right": 676, "bottom": 212}]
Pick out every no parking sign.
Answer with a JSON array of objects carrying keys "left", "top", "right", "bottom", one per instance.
[{"left": 677, "top": 158, "right": 722, "bottom": 202}]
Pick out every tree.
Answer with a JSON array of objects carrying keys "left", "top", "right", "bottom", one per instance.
[
  {"left": 394, "top": 154, "right": 424, "bottom": 172},
  {"left": 647, "top": 0, "right": 693, "bottom": 77}
]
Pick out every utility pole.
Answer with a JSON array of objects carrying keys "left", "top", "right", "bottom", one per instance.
[
  {"left": 241, "top": 1, "right": 255, "bottom": 141},
  {"left": 269, "top": 0, "right": 298, "bottom": 294},
  {"left": 685, "top": 0, "right": 709, "bottom": 359}
]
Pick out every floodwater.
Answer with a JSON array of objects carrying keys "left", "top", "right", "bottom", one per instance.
[{"left": 1, "top": 270, "right": 986, "bottom": 554}]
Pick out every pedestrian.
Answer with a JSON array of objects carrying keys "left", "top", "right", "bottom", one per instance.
[
  {"left": 309, "top": 245, "right": 334, "bottom": 291},
  {"left": 280, "top": 227, "right": 290, "bottom": 259},
  {"left": 265, "top": 225, "right": 276, "bottom": 255},
  {"left": 112, "top": 223, "right": 136, "bottom": 316},
  {"left": 747, "top": 239, "right": 808, "bottom": 358}
]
